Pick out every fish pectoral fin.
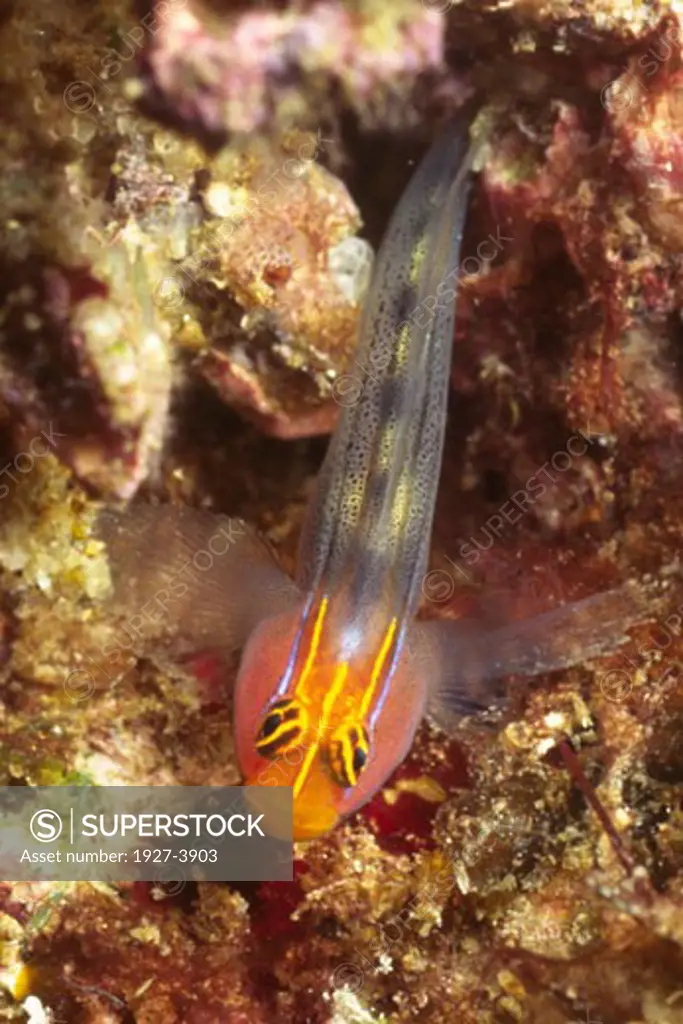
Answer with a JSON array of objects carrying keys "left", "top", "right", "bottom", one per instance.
[
  {"left": 410, "top": 620, "right": 508, "bottom": 730},
  {"left": 97, "top": 503, "right": 300, "bottom": 655},
  {"left": 420, "top": 582, "right": 659, "bottom": 730}
]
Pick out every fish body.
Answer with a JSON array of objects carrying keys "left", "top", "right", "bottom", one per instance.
[
  {"left": 100, "top": 108, "right": 652, "bottom": 840},
  {"left": 233, "top": 114, "right": 475, "bottom": 837}
]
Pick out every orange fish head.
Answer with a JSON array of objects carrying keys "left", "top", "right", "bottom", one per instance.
[{"left": 234, "top": 611, "right": 427, "bottom": 840}]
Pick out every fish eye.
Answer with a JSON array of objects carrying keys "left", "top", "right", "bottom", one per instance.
[
  {"left": 328, "top": 722, "right": 371, "bottom": 788},
  {"left": 255, "top": 697, "right": 308, "bottom": 759}
]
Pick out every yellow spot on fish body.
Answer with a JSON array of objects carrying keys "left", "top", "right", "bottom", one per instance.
[
  {"left": 377, "top": 422, "right": 396, "bottom": 472},
  {"left": 410, "top": 236, "right": 427, "bottom": 287},
  {"left": 389, "top": 475, "right": 413, "bottom": 539},
  {"left": 393, "top": 322, "right": 413, "bottom": 369}
]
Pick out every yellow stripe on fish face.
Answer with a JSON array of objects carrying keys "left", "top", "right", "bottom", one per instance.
[
  {"left": 295, "top": 595, "right": 329, "bottom": 696},
  {"left": 360, "top": 617, "right": 398, "bottom": 718},
  {"left": 293, "top": 661, "right": 348, "bottom": 799},
  {"left": 273, "top": 603, "right": 399, "bottom": 801},
  {"left": 329, "top": 721, "right": 370, "bottom": 787},
  {"left": 255, "top": 697, "right": 310, "bottom": 758}
]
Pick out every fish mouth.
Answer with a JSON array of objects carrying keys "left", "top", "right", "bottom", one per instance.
[
  {"left": 292, "top": 801, "right": 339, "bottom": 841},
  {"left": 242, "top": 781, "right": 338, "bottom": 842}
]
